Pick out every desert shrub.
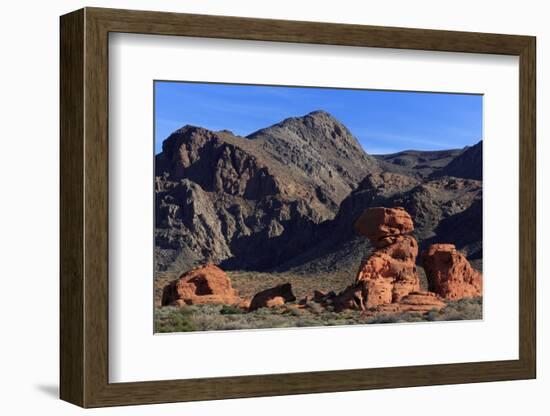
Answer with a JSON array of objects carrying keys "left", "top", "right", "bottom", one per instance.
[
  {"left": 186, "top": 304, "right": 222, "bottom": 315},
  {"left": 435, "top": 297, "right": 482, "bottom": 321},
  {"left": 366, "top": 314, "right": 400, "bottom": 324},
  {"left": 155, "top": 297, "right": 483, "bottom": 333},
  {"left": 285, "top": 307, "right": 303, "bottom": 317},
  {"left": 252, "top": 306, "right": 282, "bottom": 316},
  {"left": 324, "top": 319, "right": 349, "bottom": 326},
  {"left": 426, "top": 309, "right": 440, "bottom": 321},
  {"left": 395, "top": 312, "right": 424, "bottom": 323},
  {"left": 188, "top": 306, "right": 296, "bottom": 331},
  {"left": 220, "top": 305, "right": 244, "bottom": 315},
  {"left": 257, "top": 315, "right": 296, "bottom": 329},
  {"left": 296, "top": 318, "right": 323, "bottom": 327},
  {"left": 305, "top": 301, "right": 324, "bottom": 315},
  {"left": 154, "top": 307, "right": 196, "bottom": 333},
  {"left": 190, "top": 313, "right": 230, "bottom": 331}
]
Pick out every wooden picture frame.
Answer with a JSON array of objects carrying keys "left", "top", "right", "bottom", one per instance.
[{"left": 60, "top": 7, "right": 536, "bottom": 408}]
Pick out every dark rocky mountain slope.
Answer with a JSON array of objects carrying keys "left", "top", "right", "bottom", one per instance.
[
  {"left": 274, "top": 172, "right": 481, "bottom": 275},
  {"left": 433, "top": 140, "right": 482, "bottom": 180},
  {"left": 155, "top": 111, "right": 379, "bottom": 271},
  {"left": 247, "top": 110, "right": 380, "bottom": 205},
  {"left": 155, "top": 111, "right": 482, "bottom": 276}
]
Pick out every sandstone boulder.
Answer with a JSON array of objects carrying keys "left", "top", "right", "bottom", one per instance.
[
  {"left": 356, "top": 234, "right": 420, "bottom": 305},
  {"left": 249, "top": 283, "right": 296, "bottom": 312},
  {"left": 347, "top": 208, "right": 420, "bottom": 309},
  {"left": 323, "top": 208, "right": 420, "bottom": 311},
  {"left": 375, "top": 291, "right": 446, "bottom": 314},
  {"left": 422, "top": 244, "right": 482, "bottom": 300},
  {"left": 331, "top": 284, "right": 369, "bottom": 312},
  {"left": 354, "top": 207, "right": 414, "bottom": 248},
  {"left": 238, "top": 298, "right": 252, "bottom": 310},
  {"left": 161, "top": 264, "right": 241, "bottom": 306}
]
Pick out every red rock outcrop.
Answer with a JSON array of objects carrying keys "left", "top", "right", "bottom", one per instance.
[
  {"left": 249, "top": 283, "right": 296, "bottom": 312},
  {"left": 350, "top": 207, "right": 420, "bottom": 308},
  {"left": 161, "top": 264, "right": 242, "bottom": 306},
  {"left": 300, "top": 207, "right": 483, "bottom": 317},
  {"left": 375, "top": 291, "right": 446, "bottom": 314},
  {"left": 356, "top": 234, "right": 420, "bottom": 305},
  {"left": 422, "top": 244, "right": 482, "bottom": 300},
  {"left": 330, "top": 284, "right": 369, "bottom": 312},
  {"left": 238, "top": 298, "right": 252, "bottom": 310},
  {"left": 355, "top": 206, "right": 414, "bottom": 248}
]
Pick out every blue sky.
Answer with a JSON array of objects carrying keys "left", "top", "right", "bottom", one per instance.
[{"left": 154, "top": 81, "right": 482, "bottom": 155}]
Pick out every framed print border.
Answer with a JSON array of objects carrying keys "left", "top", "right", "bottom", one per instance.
[{"left": 60, "top": 7, "right": 536, "bottom": 408}]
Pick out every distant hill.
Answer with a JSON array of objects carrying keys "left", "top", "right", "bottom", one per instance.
[
  {"left": 374, "top": 148, "right": 462, "bottom": 178},
  {"left": 433, "top": 141, "right": 482, "bottom": 180}
]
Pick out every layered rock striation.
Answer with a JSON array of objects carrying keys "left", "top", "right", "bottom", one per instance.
[{"left": 374, "top": 291, "right": 446, "bottom": 314}]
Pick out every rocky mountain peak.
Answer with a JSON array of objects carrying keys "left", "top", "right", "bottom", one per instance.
[
  {"left": 246, "top": 110, "right": 379, "bottom": 201},
  {"left": 154, "top": 112, "right": 383, "bottom": 272},
  {"left": 248, "top": 109, "right": 363, "bottom": 152},
  {"left": 301, "top": 109, "right": 345, "bottom": 125},
  {"left": 160, "top": 125, "right": 216, "bottom": 160}
]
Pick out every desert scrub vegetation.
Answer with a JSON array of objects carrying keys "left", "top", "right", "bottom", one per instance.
[
  {"left": 426, "top": 297, "right": 482, "bottom": 321},
  {"left": 154, "top": 297, "right": 483, "bottom": 333},
  {"left": 219, "top": 304, "right": 244, "bottom": 315},
  {"left": 155, "top": 306, "right": 196, "bottom": 332}
]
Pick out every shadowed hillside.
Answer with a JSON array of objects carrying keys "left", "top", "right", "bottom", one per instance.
[{"left": 154, "top": 111, "right": 482, "bottom": 278}]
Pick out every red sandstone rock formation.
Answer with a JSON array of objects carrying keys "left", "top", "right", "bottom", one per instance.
[
  {"left": 356, "top": 234, "right": 420, "bottom": 305},
  {"left": 422, "top": 244, "right": 482, "bottom": 300},
  {"left": 303, "top": 208, "right": 482, "bottom": 317},
  {"left": 355, "top": 206, "right": 414, "bottom": 248},
  {"left": 375, "top": 291, "right": 446, "bottom": 314},
  {"left": 351, "top": 207, "right": 420, "bottom": 308},
  {"left": 161, "top": 264, "right": 242, "bottom": 306},
  {"left": 320, "top": 208, "right": 420, "bottom": 312},
  {"left": 249, "top": 283, "right": 296, "bottom": 312},
  {"left": 238, "top": 298, "right": 252, "bottom": 310}
]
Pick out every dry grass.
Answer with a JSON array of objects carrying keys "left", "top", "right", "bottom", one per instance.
[
  {"left": 154, "top": 269, "right": 356, "bottom": 306},
  {"left": 154, "top": 264, "right": 481, "bottom": 333},
  {"left": 154, "top": 297, "right": 482, "bottom": 333},
  {"left": 228, "top": 269, "right": 355, "bottom": 299},
  {"left": 426, "top": 297, "right": 483, "bottom": 321},
  {"left": 155, "top": 265, "right": 447, "bottom": 311}
]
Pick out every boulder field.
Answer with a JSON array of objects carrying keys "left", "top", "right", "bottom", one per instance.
[{"left": 161, "top": 207, "right": 482, "bottom": 316}]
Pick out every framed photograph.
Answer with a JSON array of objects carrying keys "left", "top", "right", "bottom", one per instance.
[{"left": 60, "top": 7, "right": 536, "bottom": 408}]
